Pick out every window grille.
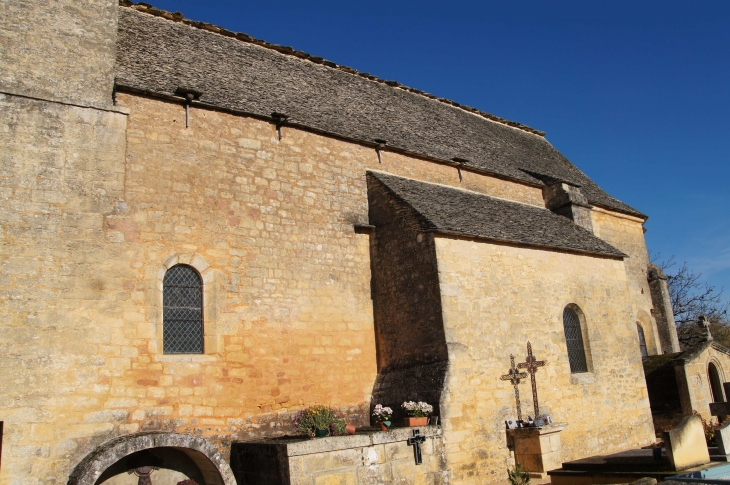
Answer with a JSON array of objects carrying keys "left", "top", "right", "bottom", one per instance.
[
  {"left": 637, "top": 323, "right": 648, "bottom": 358},
  {"left": 562, "top": 307, "right": 588, "bottom": 373},
  {"left": 163, "top": 264, "right": 203, "bottom": 354}
]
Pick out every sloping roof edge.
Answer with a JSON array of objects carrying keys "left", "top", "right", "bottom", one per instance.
[
  {"left": 368, "top": 171, "right": 627, "bottom": 259},
  {"left": 118, "top": 1, "right": 546, "bottom": 137}
]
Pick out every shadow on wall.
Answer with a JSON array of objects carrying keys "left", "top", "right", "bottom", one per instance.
[{"left": 366, "top": 173, "right": 449, "bottom": 423}]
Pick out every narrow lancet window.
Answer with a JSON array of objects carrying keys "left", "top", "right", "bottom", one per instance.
[
  {"left": 163, "top": 264, "right": 204, "bottom": 354},
  {"left": 637, "top": 323, "right": 648, "bottom": 357},
  {"left": 563, "top": 307, "right": 588, "bottom": 373}
]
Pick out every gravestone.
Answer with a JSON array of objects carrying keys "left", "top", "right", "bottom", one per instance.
[
  {"left": 716, "top": 419, "right": 730, "bottom": 456},
  {"left": 661, "top": 415, "right": 710, "bottom": 470}
]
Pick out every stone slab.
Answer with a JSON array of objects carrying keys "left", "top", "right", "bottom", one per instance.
[{"left": 662, "top": 415, "right": 711, "bottom": 470}]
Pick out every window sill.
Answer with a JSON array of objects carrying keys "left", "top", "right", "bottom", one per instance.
[
  {"left": 156, "top": 354, "right": 218, "bottom": 362},
  {"left": 569, "top": 372, "right": 596, "bottom": 385}
]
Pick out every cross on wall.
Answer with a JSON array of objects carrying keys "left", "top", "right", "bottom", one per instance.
[{"left": 407, "top": 429, "right": 427, "bottom": 465}]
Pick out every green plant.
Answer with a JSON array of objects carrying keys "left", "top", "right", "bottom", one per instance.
[
  {"left": 293, "top": 405, "right": 343, "bottom": 437},
  {"left": 331, "top": 418, "right": 346, "bottom": 435},
  {"left": 507, "top": 464, "right": 531, "bottom": 485}
]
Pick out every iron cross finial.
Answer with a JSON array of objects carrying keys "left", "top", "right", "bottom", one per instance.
[
  {"left": 517, "top": 341, "right": 546, "bottom": 418},
  {"left": 501, "top": 354, "right": 528, "bottom": 420}
]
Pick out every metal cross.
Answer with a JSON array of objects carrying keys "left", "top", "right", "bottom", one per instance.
[
  {"left": 407, "top": 429, "right": 427, "bottom": 465},
  {"left": 500, "top": 354, "right": 528, "bottom": 420},
  {"left": 517, "top": 341, "right": 546, "bottom": 419}
]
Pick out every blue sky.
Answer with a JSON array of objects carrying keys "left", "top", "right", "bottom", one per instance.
[{"left": 149, "top": 0, "right": 730, "bottom": 303}]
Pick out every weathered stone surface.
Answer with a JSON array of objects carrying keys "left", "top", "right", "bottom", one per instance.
[
  {"left": 662, "top": 415, "right": 710, "bottom": 470},
  {"left": 115, "top": 6, "right": 644, "bottom": 218},
  {"left": 648, "top": 264, "right": 681, "bottom": 354},
  {"left": 0, "top": 3, "right": 664, "bottom": 483},
  {"left": 435, "top": 237, "right": 655, "bottom": 483},
  {"left": 230, "top": 426, "right": 446, "bottom": 485},
  {"left": 68, "top": 432, "right": 235, "bottom": 485},
  {"left": 0, "top": 0, "right": 118, "bottom": 108}
]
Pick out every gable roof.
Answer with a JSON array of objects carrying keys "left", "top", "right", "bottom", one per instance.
[
  {"left": 643, "top": 340, "right": 730, "bottom": 375},
  {"left": 367, "top": 171, "right": 626, "bottom": 258},
  {"left": 115, "top": 4, "right": 645, "bottom": 219}
]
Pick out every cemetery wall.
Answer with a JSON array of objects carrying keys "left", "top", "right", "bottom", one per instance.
[
  {"left": 590, "top": 208, "right": 660, "bottom": 355},
  {"left": 230, "top": 426, "right": 448, "bottom": 485},
  {"left": 434, "top": 237, "right": 656, "bottom": 485}
]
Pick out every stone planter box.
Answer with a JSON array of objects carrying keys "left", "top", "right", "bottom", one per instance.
[
  {"left": 506, "top": 423, "right": 567, "bottom": 479},
  {"left": 230, "top": 425, "right": 447, "bottom": 485}
]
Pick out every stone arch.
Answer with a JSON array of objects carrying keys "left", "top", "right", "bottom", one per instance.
[
  {"left": 709, "top": 360, "right": 726, "bottom": 403},
  {"left": 636, "top": 309, "right": 658, "bottom": 355},
  {"left": 67, "top": 432, "right": 235, "bottom": 485}
]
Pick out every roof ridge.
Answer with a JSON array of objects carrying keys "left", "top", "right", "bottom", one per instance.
[{"left": 118, "top": 0, "right": 547, "bottom": 137}]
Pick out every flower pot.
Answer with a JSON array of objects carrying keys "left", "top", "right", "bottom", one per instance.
[
  {"left": 315, "top": 429, "right": 329, "bottom": 437},
  {"left": 379, "top": 422, "right": 389, "bottom": 431},
  {"left": 404, "top": 417, "right": 428, "bottom": 427},
  {"left": 345, "top": 423, "right": 356, "bottom": 435}
]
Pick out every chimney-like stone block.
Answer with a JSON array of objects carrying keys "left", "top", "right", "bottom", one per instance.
[
  {"left": 542, "top": 182, "right": 594, "bottom": 233},
  {"left": 648, "top": 264, "right": 681, "bottom": 353}
]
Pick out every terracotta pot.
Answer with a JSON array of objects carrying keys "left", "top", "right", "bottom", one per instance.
[
  {"left": 379, "top": 422, "right": 389, "bottom": 431},
  {"left": 345, "top": 423, "right": 356, "bottom": 435},
  {"left": 404, "top": 417, "right": 428, "bottom": 427}
]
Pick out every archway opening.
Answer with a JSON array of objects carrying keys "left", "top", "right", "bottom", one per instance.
[
  {"left": 95, "top": 448, "right": 206, "bottom": 485},
  {"left": 709, "top": 362, "right": 725, "bottom": 403},
  {"left": 68, "top": 433, "right": 235, "bottom": 485}
]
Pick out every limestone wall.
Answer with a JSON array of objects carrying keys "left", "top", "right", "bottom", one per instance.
[
  {"left": 434, "top": 237, "right": 656, "bottom": 485},
  {"left": 591, "top": 208, "right": 660, "bottom": 355},
  {"left": 0, "top": 93, "right": 128, "bottom": 482},
  {"left": 0, "top": 0, "right": 118, "bottom": 108},
  {"left": 0, "top": 87, "right": 659, "bottom": 483}
]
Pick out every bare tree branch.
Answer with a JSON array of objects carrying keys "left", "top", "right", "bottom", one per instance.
[{"left": 652, "top": 254, "right": 729, "bottom": 327}]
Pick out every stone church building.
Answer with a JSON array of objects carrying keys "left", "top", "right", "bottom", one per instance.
[{"left": 0, "top": 1, "right": 701, "bottom": 484}]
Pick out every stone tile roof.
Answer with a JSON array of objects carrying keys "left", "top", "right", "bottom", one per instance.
[
  {"left": 368, "top": 171, "right": 626, "bottom": 258},
  {"left": 115, "top": 4, "right": 645, "bottom": 218}
]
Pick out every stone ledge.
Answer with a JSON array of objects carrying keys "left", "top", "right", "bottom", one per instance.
[
  {"left": 234, "top": 425, "right": 442, "bottom": 456},
  {"left": 506, "top": 423, "right": 568, "bottom": 437}
]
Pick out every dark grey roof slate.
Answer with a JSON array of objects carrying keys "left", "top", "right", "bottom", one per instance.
[
  {"left": 115, "top": 6, "right": 645, "bottom": 218},
  {"left": 368, "top": 171, "right": 626, "bottom": 258}
]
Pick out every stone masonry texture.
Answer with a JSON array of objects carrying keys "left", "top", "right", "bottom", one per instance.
[
  {"left": 0, "top": 1, "right": 674, "bottom": 483},
  {"left": 0, "top": 0, "right": 118, "bottom": 109},
  {"left": 114, "top": 6, "right": 643, "bottom": 218},
  {"left": 434, "top": 237, "right": 656, "bottom": 484}
]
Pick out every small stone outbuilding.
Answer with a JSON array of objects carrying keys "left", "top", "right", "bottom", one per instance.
[{"left": 643, "top": 318, "right": 730, "bottom": 431}]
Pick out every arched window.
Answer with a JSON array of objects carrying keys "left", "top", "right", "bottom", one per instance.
[
  {"left": 709, "top": 362, "right": 725, "bottom": 403},
  {"left": 163, "top": 264, "right": 203, "bottom": 354},
  {"left": 563, "top": 306, "right": 588, "bottom": 373},
  {"left": 637, "top": 323, "right": 648, "bottom": 358}
]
